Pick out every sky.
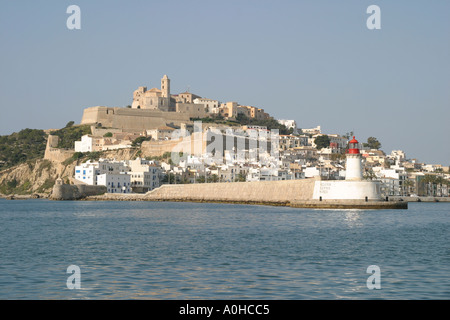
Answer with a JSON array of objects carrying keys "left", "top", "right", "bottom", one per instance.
[{"left": 0, "top": 0, "right": 449, "bottom": 165}]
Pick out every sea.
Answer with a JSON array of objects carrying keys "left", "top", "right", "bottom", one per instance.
[{"left": 0, "top": 198, "right": 448, "bottom": 300}]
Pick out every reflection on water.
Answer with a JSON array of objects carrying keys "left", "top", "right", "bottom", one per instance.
[
  {"left": 0, "top": 199, "right": 449, "bottom": 299},
  {"left": 343, "top": 211, "right": 363, "bottom": 228}
]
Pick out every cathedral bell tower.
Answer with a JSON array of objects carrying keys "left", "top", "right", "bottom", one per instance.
[{"left": 161, "top": 75, "right": 170, "bottom": 98}]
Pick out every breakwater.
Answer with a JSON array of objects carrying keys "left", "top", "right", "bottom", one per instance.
[{"left": 81, "top": 178, "right": 408, "bottom": 209}]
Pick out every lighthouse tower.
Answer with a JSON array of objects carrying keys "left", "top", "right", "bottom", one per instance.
[{"left": 345, "top": 136, "right": 363, "bottom": 181}]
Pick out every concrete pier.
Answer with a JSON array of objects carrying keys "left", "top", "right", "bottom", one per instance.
[
  {"left": 290, "top": 199, "right": 408, "bottom": 209},
  {"left": 81, "top": 179, "right": 409, "bottom": 209}
]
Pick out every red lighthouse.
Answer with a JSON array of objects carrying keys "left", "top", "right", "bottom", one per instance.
[
  {"left": 347, "top": 136, "right": 360, "bottom": 154},
  {"left": 346, "top": 136, "right": 363, "bottom": 180}
]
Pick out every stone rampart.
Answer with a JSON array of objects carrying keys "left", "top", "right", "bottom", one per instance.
[
  {"left": 50, "top": 184, "right": 106, "bottom": 200},
  {"left": 81, "top": 106, "right": 192, "bottom": 131},
  {"left": 143, "top": 178, "right": 316, "bottom": 204},
  {"left": 43, "top": 135, "right": 75, "bottom": 162}
]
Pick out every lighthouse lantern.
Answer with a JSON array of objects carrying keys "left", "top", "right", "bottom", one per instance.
[{"left": 347, "top": 136, "right": 360, "bottom": 154}]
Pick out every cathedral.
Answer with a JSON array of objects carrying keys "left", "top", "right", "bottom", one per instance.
[{"left": 131, "top": 75, "right": 172, "bottom": 111}]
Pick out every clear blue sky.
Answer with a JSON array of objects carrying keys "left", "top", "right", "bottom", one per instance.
[{"left": 0, "top": 0, "right": 449, "bottom": 165}]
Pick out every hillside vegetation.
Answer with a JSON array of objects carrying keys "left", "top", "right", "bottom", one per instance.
[
  {"left": 49, "top": 122, "right": 91, "bottom": 149},
  {"left": 0, "top": 129, "right": 47, "bottom": 171}
]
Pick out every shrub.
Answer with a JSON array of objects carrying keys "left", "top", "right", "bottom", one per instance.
[
  {"left": 49, "top": 125, "right": 91, "bottom": 149},
  {"left": 0, "top": 129, "right": 47, "bottom": 169}
]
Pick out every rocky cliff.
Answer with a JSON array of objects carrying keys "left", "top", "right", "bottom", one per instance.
[
  {"left": 0, "top": 158, "right": 77, "bottom": 197},
  {"left": 0, "top": 144, "right": 139, "bottom": 197}
]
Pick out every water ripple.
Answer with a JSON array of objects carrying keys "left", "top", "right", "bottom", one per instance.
[{"left": 0, "top": 199, "right": 448, "bottom": 299}]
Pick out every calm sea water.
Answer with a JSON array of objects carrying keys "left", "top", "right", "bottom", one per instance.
[{"left": 0, "top": 198, "right": 448, "bottom": 300}]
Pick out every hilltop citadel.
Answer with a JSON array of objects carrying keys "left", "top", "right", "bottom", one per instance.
[
  {"left": 80, "top": 74, "right": 271, "bottom": 132},
  {"left": 1, "top": 75, "right": 449, "bottom": 202}
]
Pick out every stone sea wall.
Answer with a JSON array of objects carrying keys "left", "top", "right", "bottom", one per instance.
[
  {"left": 50, "top": 184, "right": 107, "bottom": 200},
  {"left": 81, "top": 178, "right": 409, "bottom": 209},
  {"left": 144, "top": 178, "right": 317, "bottom": 204}
]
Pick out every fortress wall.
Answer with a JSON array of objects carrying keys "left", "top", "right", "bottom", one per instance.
[
  {"left": 77, "top": 185, "right": 108, "bottom": 197},
  {"left": 141, "top": 139, "right": 183, "bottom": 157},
  {"left": 50, "top": 184, "right": 107, "bottom": 200},
  {"left": 141, "top": 134, "right": 208, "bottom": 157},
  {"left": 144, "top": 178, "right": 316, "bottom": 204},
  {"left": 81, "top": 106, "right": 192, "bottom": 131},
  {"left": 80, "top": 106, "right": 108, "bottom": 125},
  {"left": 44, "top": 135, "right": 75, "bottom": 162},
  {"left": 91, "top": 127, "right": 124, "bottom": 136},
  {"left": 111, "top": 115, "right": 165, "bottom": 131},
  {"left": 44, "top": 148, "right": 75, "bottom": 162}
]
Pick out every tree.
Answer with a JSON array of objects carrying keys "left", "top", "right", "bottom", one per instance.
[
  {"left": 103, "top": 132, "right": 113, "bottom": 137},
  {"left": 363, "top": 137, "right": 381, "bottom": 150},
  {"left": 65, "top": 121, "right": 75, "bottom": 128},
  {"left": 196, "top": 176, "right": 206, "bottom": 183},
  {"left": 131, "top": 136, "right": 150, "bottom": 147},
  {"left": 50, "top": 124, "right": 91, "bottom": 149},
  {"left": 343, "top": 131, "right": 354, "bottom": 140},
  {"left": 234, "top": 173, "right": 246, "bottom": 182},
  {"left": 208, "top": 174, "right": 219, "bottom": 183},
  {"left": 363, "top": 169, "right": 376, "bottom": 180},
  {"left": 314, "top": 135, "right": 331, "bottom": 150},
  {"left": 403, "top": 179, "right": 415, "bottom": 196},
  {"left": 0, "top": 129, "right": 47, "bottom": 169},
  {"left": 236, "top": 113, "right": 250, "bottom": 124}
]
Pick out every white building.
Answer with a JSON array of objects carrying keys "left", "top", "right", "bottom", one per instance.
[
  {"left": 193, "top": 98, "right": 220, "bottom": 113},
  {"left": 390, "top": 150, "right": 406, "bottom": 162},
  {"left": 277, "top": 120, "right": 298, "bottom": 134},
  {"left": 97, "top": 173, "right": 131, "bottom": 194},
  {"left": 74, "top": 135, "right": 97, "bottom": 153},
  {"left": 217, "top": 164, "right": 239, "bottom": 182},
  {"left": 146, "top": 126, "right": 176, "bottom": 141},
  {"left": 74, "top": 159, "right": 132, "bottom": 193},
  {"left": 127, "top": 158, "right": 161, "bottom": 192},
  {"left": 327, "top": 134, "right": 348, "bottom": 150},
  {"left": 373, "top": 167, "right": 408, "bottom": 196},
  {"left": 74, "top": 134, "right": 132, "bottom": 152},
  {"left": 304, "top": 167, "right": 320, "bottom": 178},
  {"left": 74, "top": 160, "right": 99, "bottom": 185},
  {"left": 301, "top": 126, "right": 321, "bottom": 135},
  {"left": 246, "top": 167, "right": 293, "bottom": 181}
]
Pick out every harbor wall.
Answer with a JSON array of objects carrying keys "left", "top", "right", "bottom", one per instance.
[
  {"left": 50, "top": 183, "right": 107, "bottom": 200},
  {"left": 144, "top": 178, "right": 317, "bottom": 204}
]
